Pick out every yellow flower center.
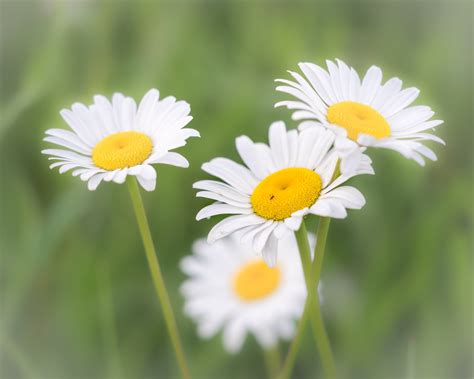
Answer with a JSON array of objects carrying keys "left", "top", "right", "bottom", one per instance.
[
  {"left": 251, "top": 167, "right": 322, "bottom": 221},
  {"left": 233, "top": 260, "right": 281, "bottom": 301},
  {"left": 92, "top": 131, "right": 153, "bottom": 170},
  {"left": 327, "top": 101, "right": 391, "bottom": 141}
]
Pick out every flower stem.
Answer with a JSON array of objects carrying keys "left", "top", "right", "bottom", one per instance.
[
  {"left": 308, "top": 217, "right": 336, "bottom": 378},
  {"left": 263, "top": 344, "right": 281, "bottom": 379},
  {"left": 278, "top": 219, "right": 336, "bottom": 379},
  {"left": 277, "top": 296, "right": 313, "bottom": 379},
  {"left": 127, "top": 177, "right": 191, "bottom": 379}
]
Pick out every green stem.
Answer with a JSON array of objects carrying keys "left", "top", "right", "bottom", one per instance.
[
  {"left": 309, "top": 217, "right": 336, "bottom": 378},
  {"left": 127, "top": 178, "right": 191, "bottom": 379},
  {"left": 295, "top": 222, "right": 312, "bottom": 284},
  {"left": 263, "top": 345, "right": 281, "bottom": 379},
  {"left": 278, "top": 219, "right": 336, "bottom": 379},
  {"left": 407, "top": 339, "right": 416, "bottom": 379},
  {"left": 277, "top": 297, "right": 312, "bottom": 379}
]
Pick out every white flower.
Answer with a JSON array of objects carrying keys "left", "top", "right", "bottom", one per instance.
[
  {"left": 181, "top": 233, "right": 316, "bottom": 353},
  {"left": 42, "top": 89, "right": 199, "bottom": 191},
  {"left": 275, "top": 59, "right": 445, "bottom": 169},
  {"left": 194, "top": 121, "right": 373, "bottom": 267}
]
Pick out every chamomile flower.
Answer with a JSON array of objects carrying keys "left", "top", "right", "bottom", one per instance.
[
  {"left": 42, "top": 89, "right": 199, "bottom": 191},
  {"left": 194, "top": 121, "right": 373, "bottom": 267},
  {"left": 181, "top": 233, "right": 316, "bottom": 353},
  {"left": 275, "top": 59, "right": 444, "bottom": 170}
]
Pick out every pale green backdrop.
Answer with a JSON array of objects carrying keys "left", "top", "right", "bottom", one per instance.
[{"left": 1, "top": 1, "right": 472, "bottom": 378}]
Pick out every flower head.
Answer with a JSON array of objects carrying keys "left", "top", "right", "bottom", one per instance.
[
  {"left": 194, "top": 121, "right": 373, "bottom": 266},
  {"left": 43, "top": 89, "right": 199, "bottom": 191},
  {"left": 275, "top": 59, "right": 444, "bottom": 171},
  {"left": 181, "top": 234, "right": 314, "bottom": 353}
]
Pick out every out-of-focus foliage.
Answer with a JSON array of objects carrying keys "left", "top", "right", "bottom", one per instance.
[{"left": 0, "top": 1, "right": 472, "bottom": 378}]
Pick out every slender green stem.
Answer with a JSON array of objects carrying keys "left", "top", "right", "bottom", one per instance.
[
  {"left": 308, "top": 217, "right": 337, "bottom": 378},
  {"left": 407, "top": 339, "right": 416, "bottom": 379},
  {"left": 278, "top": 219, "right": 336, "bottom": 379},
  {"left": 127, "top": 178, "right": 191, "bottom": 379},
  {"left": 295, "top": 222, "right": 312, "bottom": 284},
  {"left": 263, "top": 344, "right": 281, "bottom": 379},
  {"left": 277, "top": 297, "right": 313, "bottom": 379}
]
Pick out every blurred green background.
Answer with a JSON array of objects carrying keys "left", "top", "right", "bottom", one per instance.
[{"left": 1, "top": 1, "right": 472, "bottom": 378}]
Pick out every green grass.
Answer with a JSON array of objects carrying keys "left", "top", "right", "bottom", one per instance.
[{"left": 1, "top": 1, "right": 472, "bottom": 378}]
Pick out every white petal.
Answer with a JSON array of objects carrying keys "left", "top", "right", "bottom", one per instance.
[
  {"left": 319, "top": 186, "right": 365, "bottom": 209},
  {"left": 299, "top": 62, "right": 337, "bottom": 105},
  {"left": 193, "top": 180, "right": 249, "bottom": 202},
  {"left": 196, "top": 204, "right": 251, "bottom": 220},
  {"left": 150, "top": 152, "right": 189, "bottom": 167},
  {"left": 196, "top": 191, "right": 251, "bottom": 208},
  {"left": 208, "top": 214, "right": 264, "bottom": 243},
  {"left": 136, "top": 175, "right": 156, "bottom": 191},
  {"left": 310, "top": 198, "right": 347, "bottom": 219},
  {"left": 235, "top": 136, "right": 275, "bottom": 179},
  {"left": 268, "top": 121, "right": 290, "bottom": 169},
  {"left": 371, "top": 77, "right": 402, "bottom": 111},
  {"left": 358, "top": 65, "right": 382, "bottom": 105},
  {"left": 87, "top": 173, "right": 106, "bottom": 191},
  {"left": 379, "top": 87, "right": 420, "bottom": 118},
  {"left": 222, "top": 318, "right": 247, "bottom": 354},
  {"left": 326, "top": 59, "right": 345, "bottom": 102},
  {"left": 261, "top": 235, "right": 279, "bottom": 267},
  {"left": 202, "top": 158, "right": 258, "bottom": 195},
  {"left": 252, "top": 222, "right": 278, "bottom": 253}
]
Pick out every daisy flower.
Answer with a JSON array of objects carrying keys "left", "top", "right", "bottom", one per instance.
[
  {"left": 275, "top": 59, "right": 444, "bottom": 171},
  {"left": 194, "top": 121, "right": 373, "bottom": 267},
  {"left": 181, "top": 233, "right": 316, "bottom": 353},
  {"left": 42, "top": 89, "right": 199, "bottom": 191}
]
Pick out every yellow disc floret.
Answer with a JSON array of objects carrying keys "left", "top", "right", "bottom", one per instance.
[
  {"left": 327, "top": 101, "right": 391, "bottom": 141},
  {"left": 233, "top": 260, "right": 281, "bottom": 301},
  {"left": 92, "top": 131, "right": 153, "bottom": 170},
  {"left": 250, "top": 167, "right": 322, "bottom": 221}
]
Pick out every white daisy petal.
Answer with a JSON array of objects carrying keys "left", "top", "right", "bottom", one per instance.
[
  {"left": 261, "top": 234, "right": 279, "bottom": 267},
  {"left": 196, "top": 121, "right": 370, "bottom": 260},
  {"left": 326, "top": 59, "right": 345, "bottom": 102},
  {"left": 193, "top": 180, "right": 249, "bottom": 202},
  {"left": 358, "top": 65, "right": 382, "bottom": 105},
  {"left": 253, "top": 222, "right": 278, "bottom": 253},
  {"left": 392, "top": 119, "right": 444, "bottom": 136},
  {"left": 371, "top": 77, "right": 403, "bottom": 111},
  {"left": 348, "top": 67, "right": 361, "bottom": 101},
  {"left": 379, "top": 87, "right": 420, "bottom": 118},
  {"left": 136, "top": 175, "right": 156, "bottom": 191},
  {"left": 236, "top": 136, "right": 275, "bottom": 179},
  {"left": 149, "top": 152, "right": 189, "bottom": 168},
  {"left": 44, "top": 89, "right": 197, "bottom": 191},
  {"left": 196, "top": 191, "right": 251, "bottom": 208},
  {"left": 319, "top": 186, "right": 365, "bottom": 209},
  {"left": 275, "top": 60, "right": 443, "bottom": 165},
  {"left": 43, "top": 136, "right": 91, "bottom": 155},
  {"left": 299, "top": 62, "right": 337, "bottom": 105},
  {"left": 45, "top": 128, "right": 93, "bottom": 150},
  {"left": 310, "top": 198, "right": 347, "bottom": 219},
  {"left": 181, "top": 234, "right": 317, "bottom": 352},
  {"left": 196, "top": 204, "right": 252, "bottom": 220},
  {"left": 202, "top": 158, "right": 258, "bottom": 195},
  {"left": 208, "top": 214, "right": 265, "bottom": 243},
  {"left": 87, "top": 173, "right": 106, "bottom": 191},
  {"left": 269, "top": 121, "right": 290, "bottom": 169},
  {"left": 112, "top": 169, "right": 128, "bottom": 184}
]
